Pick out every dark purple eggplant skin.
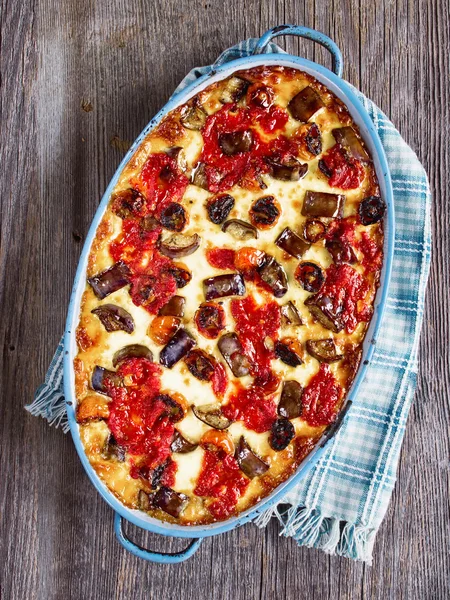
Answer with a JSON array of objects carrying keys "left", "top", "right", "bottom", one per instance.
[
  {"left": 305, "top": 123, "right": 322, "bottom": 156},
  {"left": 171, "top": 431, "right": 198, "bottom": 454},
  {"left": 191, "top": 404, "right": 232, "bottom": 430},
  {"left": 159, "top": 328, "right": 196, "bottom": 369},
  {"left": 249, "top": 196, "right": 280, "bottom": 228},
  {"left": 218, "top": 333, "right": 250, "bottom": 377},
  {"left": 274, "top": 341, "right": 303, "bottom": 367},
  {"left": 190, "top": 162, "right": 209, "bottom": 189},
  {"left": 169, "top": 264, "right": 192, "bottom": 288},
  {"left": 219, "top": 130, "right": 253, "bottom": 155},
  {"left": 278, "top": 381, "right": 303, "bottom": 419},
  {"left": 87, "top": 261, "right": 130, "bottom": 300},
  {"left": 180, "top": 101, "right": 207, "bottom": 131},
  {"left": 302, "top": 191, "right": 345, "bottom": 218},
  {"left": 295, "top": 262, "right": 325, "bottom": 293},
  {"left": 280, "top": 301, "right": 303, "bottom": 327},
  {"left": 159, "top": 203, "right": 187, "bottom": 232},
  {"left": 288, "top": 86, "right": 325, "bottom": 122},
  {"left": 91, "top": 366, "right": 123, "bottom": 395},
  {"left": 184, "top": 349, "right": 216, "bottom": 381},
  {"left": 276, "top": 227, "right": 310, "bottom": 259},
  {"left": 305, "top": 294, "right": 344, "bottom": 333},
  {"left": 220, "top": 76, "right": 250, "bottom": 104},
  {"left": 269, "top": 418, "right": 295, "bottom": 451},
  {"left": 306, "top": 338, "right": 343, "bottom": 363},
  {"left": 332, "top": 127, "right": 369, "bottom": 161},
  {"left": 103, "top": 434, "right": 126, "bottom": 461},
  {"left": 235, "top": 436, "right": 269, "bottom": 479},
  {"left": 203, "top": 273, "right": 246, "bottom": 301},
  {"left": 159, "top": 295, "right": 185, "bottom": 317},
  {"left": 258, "top": 257, "right": 288, "bottom": 298},
  {"left": 153, "top": 486, "right": 188, "bottom": 518},
  {"left": 325, "top": 239, "right": 357, "bottom": 265},
  {"left": 358, "top": 196, "right": 386, "bottom": 225},
  {"left": 112, "top": 344, "right": 153, "bottom": 367},
  {"left": 91, "top": 304, "right": 135, "bottom": 333},
  {"left": 222, "top": 219, "right": 258, "bottom": 241},
  {"left": 268, "top": 158, "right": 308, "bottom": 182},
  {"left": 207, "top": 194, "right": 235, "bottom": 224},
  {"left": 158, "top": 233, "right": 201, "bottom": 259}
]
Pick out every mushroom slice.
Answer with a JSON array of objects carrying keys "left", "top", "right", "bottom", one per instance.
[
  {"left": 281, "top": 301, "right": 303, "bottom": 327},
  {"left": 112, "top": 344, "right": 153, "bottom": 367},
  {"left": 158, "top": 233, "right": 201, "bottom": 259},
  {"left": 91, "top": 304, "right": 134, "bottom": 334},
  {"left": 305, "top": 338, "right": 343, "bottom": 363},
  {"left": 222, "top": 219, "right": 258, "bottom": 241},
  {"left": 159, "top": 295, "right": 186, "bottom": 317},
  {"left": 332, "top": 127, "right": 369, "bottom": 162},
  {"left": 258, "top": 256, "right": 288, "bottom": 298},
  {"left": 171, "top": 431, "right": 198, "bottom": 454},
  {"left": 275, "top": 227, "right": 310, "bottom": 259},
  {"left": 159, "top": 328, "right": 196, "bottom": 369},
  {"left": 288, "top": 86, "right": 325, "bottom": 122},
  {"left": 220, "top": 76, "right": 250, "bottom": 104},
  {"left": 87, "top": 261, "right": 130, "bottom": 300},
  {"left": 302, "top": 191, "right": 345, "bottom": 218},
  {"left": 304, "top": 295, "right": 344, "bottom": 333},
  {"left": 218, "top": 333, "right": 250, "bottom": 378},
  {"left": 203, "top": 273, "right": 246, "bottom": 301},
  {"left": 180, "top": 101, "right": 207, "bottom": 130},
  {"left": 153, "top": 486, "right": 188, "bottom": 518},
  {"left": 278, "top": 381, "right": 303, "bottom": 419},
  {"left": 235, "top": 437, "right": 269, "bottom": 479},
  {"left": 192, "top": 403, "right": 232, "bottom": 430}
]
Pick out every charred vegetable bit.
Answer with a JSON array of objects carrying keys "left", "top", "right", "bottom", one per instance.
[
  {"left": 267, "top": 158, "right": 308, "bottom": 181},
  {"left": 159, "top": 202, "right": 187, "bottom": 232},
  {"left": 326, "top": 238, "right": 357, "bottom": 265},
  {"left": 274, "top": 340, "right": 303, "bottom": 367},
  {"left": 91, "top": 366, "right": 123, "bottom": 395},
  {"left": 153, "top": 486, "right": 188, "bottom": 518},
  {"left": 248, "top": 84, "right": 274, "bottom": 108},
  {"left": 169, "top": 264, "right": 192, "bottom": 288},
  {"left": 332, "top": 127, "right": 369, "bottom": 162},
  {"left": 358, "top": 196, "right": 386, "bottom": 225},
  {"left": 220, "top": 76, "right": 249, "bottom": 104},
  {"left": 218, "top": 333, "right": 250, "bottom": 377},
  {"left": 184, "top": 349, "right": 216, "bottom": 381},
  {"left": 190, "top": 162, "right": 209, "bottom": 189},
  {"left": 155, "top": 393, "right": 185, "bottom": 422},
  {"left": 138, "top": 489, "right": 152, "bottom": 511},
  {"left": 180, "top": 100, "right": 207, "bottom": 130},
  {"left": 304, "top": 294, "right": 344, "bottom": 333},
  {"left": 249, "top": 196, "right": 281, "bottom": 229},
  {"left": 103, "top": 434, "right": 126, "bottom": 461},
  {"left": 207, "top": 194, "right": 235, "bottom": 224},
  {"left": 222, "top": 219, "right": 258, "bottom": 241},
  {"left": 235, "top": 436, "right": 269, "bottom": 479},
  {"left": 281, "top": 301, "right": 303, "bottom": 327},
  {"left": 275, "top": 227, "right": 310, "bottom": 259},
  {"left": 159, "top": 328, "right": 196, "bottom": 368},
  {"left": 278, "top": 380, "right": 303, "bottom": 419},
  {"left": 140, "top": 214, "right": 160, "bottom": 232},
  {"left": 158, "top": 233, "right": 201, "bottom": 259},
  {"left": 87, "top": 261, "right": 130, "bottom": 300},
  {"left": 306, "top": 338, "right": 343, "bottom": 363},
  {"left": 269, "top": 418, "right": 295, "bottom": 451},
  {"left": 171, "top": 431, "right": 198, "bottom": 454},
  {"left": 305, "top": 123, "right": 322, "bottom": 156},
  {"left": 201, "top": 430, "right": 235, "bottom": 455},
  {"left": 159, "top": 295, "right": 185, "bottom": 317},
  {"left": 219, "top": 130, "right": 253, "bottom": 156},
  {"left": 195, "top": 302, "right": 226, "bottom": 339},
  {"left": 148, "top": 315, "right": 181, "bottom": 345},
  {"left": 112, "top": 344, "right": 153, "bottom": 367},
  {"left": 91, "top": 304, "right": 134, "bottom": 334},
  {"left": 303, "top": 219, "right": 327, "bottom": 243},
  {"left": 302, "top": 191, "right": 345, "bottom": 218},
  {"left": 165, "top": 146, "right": 188, "bottom": 173},
  {"left": 288, "top": 86, "right": 325, "bottom": 122},
  {"left": 295, "top": 262, "right": 325, "bottom": 293},
  {"left": 112, "top": 188, "right": 145, "bottom": 219},
  {"left": 192, "top": 403, "right": 232, "bottom": 430},
  {"left": 203, "top": 273, "right": 246, "bottom": 300},
  {"left": 258, "top": 256, "right": 288, "bottom": 298}
]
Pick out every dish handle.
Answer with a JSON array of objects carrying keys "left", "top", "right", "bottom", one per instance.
[
  {"left": 114, "top": 513, "right": 202, "bottom": 563},
  {"left": 252, "top": 25, "right": 343, "bottom": 78}
]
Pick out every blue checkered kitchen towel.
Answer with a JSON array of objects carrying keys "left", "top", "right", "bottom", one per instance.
[{"left": 26, "top": 38, "right": 432, "bottom": 564}]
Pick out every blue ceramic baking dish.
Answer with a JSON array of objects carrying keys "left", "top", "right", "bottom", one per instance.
[{"left": 63, "top": 25, "right": 395, "bottom": 564}]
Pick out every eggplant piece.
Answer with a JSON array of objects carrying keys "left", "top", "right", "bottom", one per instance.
[
  {"left": 171, "top": 430, "right": 198, "bottom": 454},
  {"left": 258, "top": 256, "right": 288, "bottom": 298},
  {"left": 325, "top": 239, "right": 357, "bottom": 265},
  {"left": 267, "top": 158, "right": 308, "bottom": 181},
  {"left": 112, "top": 344, "right": 153, "bottom": 367},
  {"left": 103, "top": 434, "right": 126, "bottom": 461},
  {"left": 288, "top": 86, "right": 325, "bottom": 122},
  {"left": 281, "top": 301, "right": 303, "bottom": 327},
  {"left": 91, "top": 304, "right": 134, "bottom": 334},
  {"left": 218, "top": 333, "right": 250, "bottom": 378},
  {"left": 203, "top": 273, "right": 246, "bottom": 300},
  {"left": 91, "top": 366, "right": 123, "bottom": 395},
  {"left": 295, "top": 262, "right": 325, "bottom": 293},
  {"left": 222, "top": 218, "right": 258, "bottom": 241},
  {"left": 304, "top": 294, "right": 344, "bottom": 333},
  {"left": 138, "top": 489, "right": 152, "bottom": 511},
  {"left": 153, "top": 486, "right": 188, "bottom": 518},
  {"left": 158, "top": 233, "right": 201, "bottom": 259},
  {"left": 275, "top": 227, "right": 310, "bottom": 259},
  {"left": 159, "top": 295, "right": 185, "bottom": 317},
  {"left": 140, "top": 214, "right": 160, "bottom": 232},
  {"left": 159, "top": 328, "right": 196, "bottom": 368},
  {"left": 302, "top": 219, "right": 327, "bottom": 243},
  {"left": 219, "top": 130, "right": 253, "bottom": 155},
  {"left": 184, "top": 349, "right": 216, "bottom": 381},
  {"left": 235, "top": 436, "right": 269, "bottom": 479},
  {"left": 302, "top": 191, "right": 345, "bottom": 218},
  {"left": 155, "top": 394, "right": 185, "bottom": 423},
  {"left": 249, "top": 196, "right": 280, "bottom": 229},
  {"left": 206, "top": 194, "right": 235, "bottom": 224},
  {"left": 87, "top": 262, "right": 130, "bottom": 300},
  {"left": 192, "top": 403, "right": 232, "bottom": 430},
  {"left": 274, "top": 340, "right": 303, "bottom": 367},
  {"left": 130, "top": 275, "right": 156, "bottom": 306},
  {"left": 190, "top": 162, "right": 209, "bottom": 189},
  {"left": 165, "top": 146, "right": 188, "bottom": 173},
  {"left": 159, "top": 203, "right": 187, "bottom": 232},
  {"left": 111, "top": 188, "right": 145, "bottom": 219},
  {"left": 169, "top": 264, "right": 192, "bottom": 288},
  {"left": 278, "top": 381, "right": 303, "bottom": 419},
  {"left": 195, "top": 302, "right": 225, "bottom": 339},
  {"left": 248, "top": 84, "right": 274, "bottom": 109},
  {"left": 358, "top": 196, "right": 386, "bottom": 225},
  {"left": 219, "top": 76, "right": 249, "bottom": 104},
  {"left": 306, "top": 338, "right": 343, "bottom": 363},
  {"left": 180, "top": 101, "right": 207, "bottom": 130},
  {"left": 269, "top": 418, "right": 295, "bottom": 451},
  {"left": 305, "top": 123, "right": 322, "bottom": 156},
  {"left": 332, "top": 127, "right": 369, "bottom": 161}
]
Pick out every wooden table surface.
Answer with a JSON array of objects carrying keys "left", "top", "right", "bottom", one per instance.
[{"left": 1, "top": 0, "right": 448, "bottom": 598}]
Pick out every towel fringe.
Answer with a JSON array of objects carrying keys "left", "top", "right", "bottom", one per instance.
[{"left": 25, "top": 384, "right": 70, "bottom": 433}]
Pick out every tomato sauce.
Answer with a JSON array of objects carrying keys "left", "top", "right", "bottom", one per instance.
[
  {"left": 250, "top": 104, "right": 289, "bottom": 134},
  {"left": 326, "top": 217, "right": 357, "bottom": 245},
  {"left": 358, "top": 231, "right": 382, "bottom": 273},
  {"left": 301, "top": 363, "right": 342, "bottom": 426},
  {"left": 222, "top": 386, "right": 277, "bottom": 433},
  {"left": 206, "top": 248, "right": 236, "bottom": 270},
  {"left": 211, "top": 362, "right": 228, "bottom": 398},
  {"left": 320, "top": 144, "right": 364, "bottom": 189}
]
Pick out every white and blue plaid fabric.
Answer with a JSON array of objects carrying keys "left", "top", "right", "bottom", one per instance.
[{"left": 27, "top": 39, "right": 432, "bottom": 564}]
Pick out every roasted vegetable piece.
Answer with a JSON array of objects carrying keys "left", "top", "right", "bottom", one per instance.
[
  {"left": 103, "top": 434, "right": 126, "bottom": 461},
  {"left": 275, "top": 227, "right": 310, "bottom": 259},
  {"left": 171, "top": 431, "right": 198, "bottom": 454},
  {"left": 218, "top": 333, "right": 251, "bottom": 377},
  {"left": 267, "top": 158, "right": 308, "bottom": 182},
  {"left": 332, "top": 127, "right": 369, "bottom": 161},
  {"left": 159, "top": 202, "right": 187, "bottom": 232},
  {"left": 190, "top": 162, "right": 209, "bottom": 189},
  {"left": 201, "top": 430, "right": 235, "bottom": 455},
  {"left": 235, "top": 436, "right": 269, "bottom": 478},
  {"left": 148, "top": 316, "right": 181, "bottom": 345},
  {"left": 159, "top": 295, "right": 185, "bottom": 317},
  {"left": 207, "top": 194, "right": 235, "bottom": 224},
  {"left": 220, "top": 76, "right": 249, "bottom": 104},
  {"left": 112, "top": 188, "right": 145, "bottom": 219},
  {"left": 192, "top": 403, "right": 232, "bottom": 430},
  {"left": 91, "top": 366, "right": 123, "bottom": 395},
  {"left": 87, "top": 261, "right": 130, "bottom": 300},
  {"left": 158, "top": 233, "right": 201, "bottom": 258},
  {"left": 180, "top": 100, "right": 207, "bottom": 130},
  {"left": 153, "top": 486, "right": 188, "bottom": 518},
  {"left": 274, "top": 340, "right": 303, "bottom": 367},
  {"left": 280, "top": 301, "right": 303, "bottom": 327},
  {"left": 91, "top": 304, "right": 135, "bottom": 334},
  {"left": 325, "top": 238, "right": 357, "bottom": 265},
  {"left": 305, "top": 123, "right": 322, "bottom": 156},
  {"left": 304, "top": 294, "right": 344, "bottom": 333},
  {"left": 258, "top": 256, "right": 288, "bottom": 298},
  {"left": 303, "top": 219, "right": 327, "bottom": 243},
  {"left": 165, "top": 146, "right": 188, "bottom": 173},
  {"left": 306, "top": 338, "right": 343, "bottom": 363},
  {"left": 159, "top": 328, "right": 196, "bottom": 368},
  {"left": 358, "top": 196, "right": 386, "bottom": 225},
  {"left": 203, "top": 273, "right": 246, "bottom": 300},
  {"left": 112, "top": 344, "right": 153, "bottom": 367},
  {"left": 222, "top": 219, "right": 258, "bottom": 241},
  {"left": 184, "top": 349, "right": 216, "bottom": 381},
  {"left": 195, "top": 302, "right": 226, "bottom": 339},
  {"left": 219, "top": 130, "right": 253, "bottom": 155},
  {"left": 278, "top": 380, "right": 303, "bottom": 419},
  {"left": 138, "top": 489, "right": 152, "bottom": 511},
  {"left": 295, "top": 262, "right": 325, "bottom": 293},
  {"left": 288, "top": 86, "right": 325, "bottom": 122},
  {"left": 302, "top": 191, "right": 345, "bottom": 218},
  {"left": 269, "top": 418, "right": 295, "bottom": 451},
  {"left": 140, "top": 214, "right": 160, "bottom": 232},
  {"left": 169, "top": 263, "right": 192, "bottom": 288},
  {"left": 76, "top": 394, "right": 110, "bottom": 424},
  {"left": 155, "top": 393, "right": 185, "bottom": 422},
  {"left": 249, "top": 196, "right": 281, "bottom": 229},
  {"left": 248, "top": 84, "right": 274, "bottom": 108}
]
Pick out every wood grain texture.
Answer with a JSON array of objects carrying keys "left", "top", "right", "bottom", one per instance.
[{"left": 1, "top": 0, "right": 448, "bottom": 598}]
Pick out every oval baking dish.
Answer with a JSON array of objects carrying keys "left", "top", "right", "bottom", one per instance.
[{"left": 64, "top": 25, "right": 395, "bottom": 563}]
